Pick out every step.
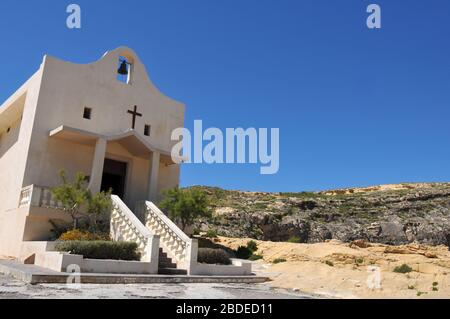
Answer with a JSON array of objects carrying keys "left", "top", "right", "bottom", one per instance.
[
  {"left": 159, "top": 252, "right": 168, "bottom": 259},
  {"left": 158, "top": 261, "right": 177, "bottom": 269},
  {"left": 159, "top": 255, "right": 173, "bottom": 263},
  {"left": 158, "top": 248, "right": 178, "bottom": 269},
  {"left": 158, "top": 268, "right": 188, "bottom": 275},
  {"left": 159, "top": 255, "right": 172, "bottom": 262},
  {"left": 0, "top": 260, "right": 269, "bottom": 284},
  {"left": 158, "top": 259, "right": 177, "bottom": 268}
]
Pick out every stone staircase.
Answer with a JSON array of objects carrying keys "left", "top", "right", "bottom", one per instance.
[
  {"left": 158, "top": 248, "right": 187, "bottom": 275},
  {"left": 135, "top": 200, "right": 197, "bottom": 273},
  {"left": 111, "top": 195, "right": 197, "bottom": 274},
  {"left": 18, "top": 186, "right": 252, "bottom": 277}
]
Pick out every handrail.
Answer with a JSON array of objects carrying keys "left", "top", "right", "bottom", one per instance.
[
  {"left": 112, "top": 195, "right": 153, "bottom": 238},
  {"left": 137, "top": 200, "right": 196, "bottom": 267},
  {"left": 19, "top": 185, "right": 64, "bottom": 209},
  {"left": 145, "top": 202, "right": 191, "bottom": 243},
  {"left": 19, "top": 185, "right": 34, "bottom": 207},
  {"left": 110, "top": 195, "right": 158, "bottom": 263}
]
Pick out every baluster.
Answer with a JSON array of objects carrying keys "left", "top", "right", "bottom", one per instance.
[{"left": 46, "top": 189, "right": 52, "bottom": 207}]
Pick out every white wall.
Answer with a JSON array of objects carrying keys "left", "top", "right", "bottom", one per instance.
[
  {"left": 0, "top": 47, "right": 185, "bottom": 257},
  {"left": 22, "top": 47, "right": 184, "bottom": 197}
]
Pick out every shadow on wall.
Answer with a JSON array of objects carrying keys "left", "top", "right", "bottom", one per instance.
[{"left": 0, "top": 119, "right": 21, "bottom": 159}]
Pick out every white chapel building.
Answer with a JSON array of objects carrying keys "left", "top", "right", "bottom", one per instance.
[{"left": 0, "top": 47, "right": 251, "bottom": 276}]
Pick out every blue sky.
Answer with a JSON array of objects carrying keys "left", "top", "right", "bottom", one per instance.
[{"left": 1, "top": 1, "right": 449, "bottom": 192}]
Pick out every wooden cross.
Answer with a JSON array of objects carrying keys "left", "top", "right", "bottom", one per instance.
[{"left": 127, "top": 105, "right": 142, "bottom": 129}]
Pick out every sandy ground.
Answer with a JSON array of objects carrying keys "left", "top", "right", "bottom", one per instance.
[
  {"left": 217, "top": 237, "right": 450, "bottom": 299},
  {"left": 2, "top": 238, "right": 450, "bottom": 299}
]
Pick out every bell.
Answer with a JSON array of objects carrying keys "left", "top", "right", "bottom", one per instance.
[{"left": 117, "top": 60, "right": 128, "bottom": 75}]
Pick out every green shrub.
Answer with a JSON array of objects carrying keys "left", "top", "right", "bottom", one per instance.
[
  {"left": 159, "top": 187, "right": 211, "bottom": 231},
  {"left": 51, "top": 170, "right": 112, "bottom": 232},
  {"left": 287, "top": 236, "right": 301, "bottom": 243},
  {"left": 273, "top": 258, "right": 287, "bottom": 264},
  {"left": 355, "top": 257, "right": 364, "bottom": 265},
  {"left": 206, "top": 230, "right": 218, "bottom": 238},
  {"left": 433, "top": 282, "right": 438, "bottom": 287},
  {"left": 325, "top": 260, "right": 334, "bottom": 267},
  {"left": 247, "top": 240, "right": 258, "bottom": 253},
  {"left": 235, "top": 246, "right": 253, "bottom": 259},
  {"left": 56, "top": 241, "right": 140, "bottom": 261},
  {"left": 235, "top": 240, "right": 261, "bottom": 259},
  {"left": 393, "top": 264, "right": 413, "bottom": 274},
  {"left": 417, "top": 291, "right": 427, "bottom": 297},
  {"left": 408, "top": 285, "right": 415, "bottom": 290},
  {"left": 197, "top": 248, "right": 231, "bottom": 265},
  {"left": 249, "top": 254, "right": 263, "bottom": 261}
]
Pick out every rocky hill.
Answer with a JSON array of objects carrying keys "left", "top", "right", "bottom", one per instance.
[{"left": 191, "top": 183, "right": 450, "bottom": 246}]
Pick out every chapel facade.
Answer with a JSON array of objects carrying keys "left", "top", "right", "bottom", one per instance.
[{"left": 0, "top": 47, "right": 184, "bottom": 257}]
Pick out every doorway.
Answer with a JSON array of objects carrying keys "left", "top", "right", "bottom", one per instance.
[{"left": 101, "top": 159, "right": 128, "bottom": 199}]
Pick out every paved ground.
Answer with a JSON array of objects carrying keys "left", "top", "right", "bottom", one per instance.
[{"left": 0, "top": 273, "right": 311, "bottom": 299}]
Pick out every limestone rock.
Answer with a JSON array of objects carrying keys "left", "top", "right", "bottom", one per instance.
[{"left": 191, "top": 183, "right": 450, "bottom": 246}]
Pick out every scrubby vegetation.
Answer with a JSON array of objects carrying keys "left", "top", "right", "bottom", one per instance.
[
  {"left": 287, "top": 236, "right": 301, "bottom": 243},
  {"left": 51, "top": 170, "right": 112, "bottom": 233},
  {"left": 248, "top": 254, "right": 263, "bottom": 261},
  {"left": 55, "top": 241, "right": 140, "bottom": 261},
  {"left": 197, "top": 248, "right": 231, "bottom": 265},
  {"left": 159, "top": 187, "right": 211, "bottom": 231},
  {"left": 58, "top": 229, "right": 109, "bottom": 241},
  {"left": 234, "top": 240, "right": 262, "bottom": 261},
  {"left": 393, "top": 264, "right": 413, "bottom": 274},
  {"left": 205, "top": 230, "right": 218, "bottom": 238},
  {"left": 246, "top": 240, "right": 258, "bottom": 252},
  {"left": 235, "top": 245, "right": 253, "bottom": 259},
  {"left": 189, "top": 183, "right": 450, "bottom": 246}
]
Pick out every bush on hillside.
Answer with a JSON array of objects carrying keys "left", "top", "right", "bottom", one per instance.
[
  {"left": 247, "top": 240, "right": 258, "bottom": 253},
  {"left": 393, "top": 264, "right": 413, "bottom": 274},
  {"left": 159, "top": 187, "right": 211, "bottom": 231},
  {"left": 235, "top": 245, "right": 253, "bottom": 259},
  {"left": 235, "top": 240, "right": 264, "bottom": 260},
  {"left": 273, "top": 258, "right": 287, "bottom": 264},
  {"left": 287, "top": 236, "right": 301, "bottom": 243},
  {"left": 248, "top": 254, "right": 263, "bottom": 261},
  {"left": 205, "top": 230, "right": 218, "bottom": 238},
  {"left": 197, "top": 248, "right": 231, "bottom": 265}
]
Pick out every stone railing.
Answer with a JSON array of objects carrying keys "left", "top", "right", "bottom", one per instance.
[
  {"left": 19, "top": 185, "right": 65, "bottom": 209},
  {"left": 19, "top": 185, "right": 34, "bottom": 207},
  {"left": 110, "top": 195, "right": 159, "bottom": 264},
  {"left": 136, "top": 201, "right": 198, "bottom": 270}
]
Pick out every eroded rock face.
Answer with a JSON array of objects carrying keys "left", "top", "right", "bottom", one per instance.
[
  {"left": 260, "top": 218, "right": 310, "bottom": 242},
  {"left": 193, "top": 183, "right": 450, "bottom": 246}
]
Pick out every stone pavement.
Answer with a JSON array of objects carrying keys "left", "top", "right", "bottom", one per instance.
[
  {"left": 0, "top": 273, "right": 312, "bottom": 299},
  {"left": 0, "top": 260, "right": 268, "bottom": 284}
]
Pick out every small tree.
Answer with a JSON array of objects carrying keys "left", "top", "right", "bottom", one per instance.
[
  {"left": 159, "top": 187, "right": 211, "bottom": 231},
  {"left": 51, "top": 170, "right": 88, "bottom": 229},
  {"left": 51, "top": 170, "right": 112, "bottom": 232},
  {"left": 86, "top": 189, "right": 113, "bottom": 233}
]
